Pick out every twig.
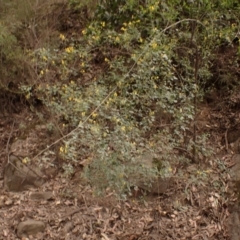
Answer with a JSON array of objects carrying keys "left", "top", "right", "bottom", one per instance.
[
  {"left": 61, "top": 208, "right": 83, "bottom": 220},
  {"left": 101, "top": 233, "right": 110, "bottom": 240}
]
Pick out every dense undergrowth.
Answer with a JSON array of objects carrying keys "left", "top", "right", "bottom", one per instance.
[{"left": 0, "top": 0, "right": 240, "bottom": 198}]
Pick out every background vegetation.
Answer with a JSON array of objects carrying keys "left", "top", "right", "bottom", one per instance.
[{"left": 0, "top": 0, "right": 240, "bottom": 198}]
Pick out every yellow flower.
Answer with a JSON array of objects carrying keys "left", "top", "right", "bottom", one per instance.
[
  {"left": 121, "top": 126, "right": 126, "bottom": 132},
  {"left": 115, "top": 36, "right": 120, "bottom": 43},
  {"left": 81, "top": 112, "right": 86, "bottom": 117},
  {"left": 60, "top": 145, "right": 68, "bottom": 154},
  {"left": 65, "top": 46, "right": 74, "bottom": 53},
  {"left": 22, "top": 157, "right": 30, "bottom": 164},
  {"left": 59, "top": 34, "right": 65, "bottom": 40},
  {"left": 149, "top": 5, "right": 155, "bottom": 11},
  {"left": 92, "top": 35, "right": 100, "bottom": 41},
  {"left": 25, "top": 93, "right": 31, "bottom": 99},
  {"left": 113, "top": 117, "right": 120, "bottom": 123},
  {"left": 149, "top": 141, "right": 154, "bottom": 147},
  {"left": 101, "top": 22, "right": 105, "bottom": 27},
  {"left": 82, "top": 29, "right": 87, "bottom": 35},
  {"left": 40, "top": 70, "right": 44, "bottom": 75},
  {"left": 137, "top": 58, "right": 143, "bottom": 64},
  {"left": 42, "top": 56, "right": 47, "bottom": 61},
  {"left": 59, "top": 146, "right": 64, "bottom": 153},
  {"left": 92, "top": 112, "right": 98, "bottom": 118},
  {"left": 113, "top": 92, "right": 117, "bottom": 97},
  {"left": 151, "top": 42, "right": 158, "bottom": 49}
]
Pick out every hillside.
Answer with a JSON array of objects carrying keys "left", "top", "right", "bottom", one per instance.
[{"left": 0, "top": 1, "right": 240, "bottom": 239}]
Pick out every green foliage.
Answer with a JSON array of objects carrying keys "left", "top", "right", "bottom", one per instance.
[
  {"left": 69, "top": 0, "right": 98, "bottom": 9},
  {"left": 35, "top": 0, "right": 215, "bottom": 196},
  {"left": 68, "top": 0, "right": 99, "bottom": 19},
  {"left": 0, "top": 0, "right": 65, "bottom": 93},
  {"left": 0, "top": 20, "right": 23, "bottom": 90}
]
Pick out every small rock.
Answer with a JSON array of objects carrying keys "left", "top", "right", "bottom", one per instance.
[
  {"left": 5, "top": 199, "right": 13, "bottom": 206},
  {"left": 135, "top": 177, "right": 171, "bottom": 194},
  {"left": 4, "top": 155, "right": 44, "bottom": 192},
  {"left": 63, "top": 221, "right": 74, "bottom": 234},
  {"left": 130, "top": 152, "right": 172, "bottom": 194},
  {"left": 17, "top": 220, "right": 45, "bottom": 237},
  {"left": 30, "top": 192, "right": 54, "bottom": 201}
]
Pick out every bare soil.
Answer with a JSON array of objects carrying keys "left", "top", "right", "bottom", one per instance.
[{"left": 0, "top": 97, "right": 238, "bottom": 240}]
